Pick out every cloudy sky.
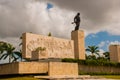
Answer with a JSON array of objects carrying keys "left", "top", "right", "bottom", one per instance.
[{"left": 0, "top": 0, "right": 120, "bottom": 57}]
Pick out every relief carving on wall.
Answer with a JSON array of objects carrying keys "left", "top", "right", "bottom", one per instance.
[{"left": 23, "top": 33, "right": 74, "bottom": 59}]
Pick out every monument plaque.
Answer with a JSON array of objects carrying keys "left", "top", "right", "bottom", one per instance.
[{"left": 22, "top": 33, "right": 74, "bottom": 59}]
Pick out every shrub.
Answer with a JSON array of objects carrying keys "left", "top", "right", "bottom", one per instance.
[{"left": 62, "top": 58, "right": 120, "bottom": 67}]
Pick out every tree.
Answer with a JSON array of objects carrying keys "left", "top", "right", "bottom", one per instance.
[
  {"left": 48, "top": 32, "right": 52, "bottom": 36},
  {"left": 12, "top": 51, "right": 22, "bottom": 62},
  {"left": 0, "top": 42, "right": 22, "bottom": 63},
  {"left": 0, "top": 41, "right": 6, "bottom": 56},
  {"left": 86, "top": 46, "right": 100, "bottom": 59},
  {"left": 0, "top": 42, "right": 3, "bottom": 55},
  {"left": 86, "top": 55, "right": 97, "bottom": 60},
  {"left": 103, "top": 51, "right": 110, "bottom": 60}
]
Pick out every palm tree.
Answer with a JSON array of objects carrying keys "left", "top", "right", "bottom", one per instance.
[
  {"left": 86, "top": 46, "right": 100, "bottom": 58},
  {"left": 0, "top": 42, "right": 22, "bottom": 63},
  {"left": 86, "top": 55, "right": 96, "bottom": 60}
]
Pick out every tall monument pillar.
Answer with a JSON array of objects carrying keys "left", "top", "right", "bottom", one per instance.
[{"left": 71, "top": 30, "right": 86, "bottom": 60}]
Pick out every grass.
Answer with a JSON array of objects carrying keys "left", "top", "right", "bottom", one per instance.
[
  {"left": 0, "top": 76, "right": 43, "bottom": 80},
  {"left": 101, "top": 75, "right": 120, "bottom": 79},
  {"left": 1, "top": 75, "right": 120, "bottom": 79}
]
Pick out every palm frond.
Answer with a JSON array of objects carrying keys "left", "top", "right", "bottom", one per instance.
[
  {"left": 3, "top": 54, "right": 8, "bottom": 60},
  {"left": 14, "top": 51, "right": 22, "bottom": 58},
  {"left": 0, "top": 54, "right": 7, "bottom": 60}
]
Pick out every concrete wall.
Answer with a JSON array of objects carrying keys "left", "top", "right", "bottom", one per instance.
[
  {"left": 79, "top": 64, "right": 120, "bottom": 74},
  {"left": 22, "top": 33, "right": 74, "bottom": 59}
]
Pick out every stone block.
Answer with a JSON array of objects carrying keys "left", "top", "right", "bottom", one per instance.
[{"left": 48, "top": 62, "right": 78, "bottom": 76}]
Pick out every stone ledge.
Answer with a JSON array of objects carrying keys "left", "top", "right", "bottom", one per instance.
[{"left": 0, "top": 62, "right": 48, "bottom": 75}]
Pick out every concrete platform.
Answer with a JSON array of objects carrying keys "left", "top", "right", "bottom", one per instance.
[{"left": 0, "top": 62, "right": 78, "bottom": 76}]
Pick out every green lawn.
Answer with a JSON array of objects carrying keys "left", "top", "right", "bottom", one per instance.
[
  {"left": 101, "top": 75, "right": 120, "bottom": 79},
  {"left": 0, "top": 76, "right": 43, "bottom": 80}
]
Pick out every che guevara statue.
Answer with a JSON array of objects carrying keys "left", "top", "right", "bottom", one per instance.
[{"left": 72, "top": 13, "right": 81, "bottom": 31}]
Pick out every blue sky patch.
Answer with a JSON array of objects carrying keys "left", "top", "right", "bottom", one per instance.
[
  {"left": 85, "top": 31, "right": 120, "bottom": 51},
  {"left": 47, "top": 3, "right": 53, "bottom": 9}
]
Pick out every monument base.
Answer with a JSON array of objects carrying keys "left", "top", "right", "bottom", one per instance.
[
  {"left": 48, "top": 62, "right": 78, "bottom": 76},
  {"left": 71, "top": 30, "right": 86, "bottom": 60},
  {"left": 0, "top": 62, "right": 78, "bottom": 76}
]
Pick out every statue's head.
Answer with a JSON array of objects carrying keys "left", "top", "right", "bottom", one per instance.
[{"left": 77, "top": 13, "right": 80, "bottom": 16}]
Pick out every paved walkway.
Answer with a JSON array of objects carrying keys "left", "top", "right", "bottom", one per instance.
[{"left": 34, "top": 75, "right": 118, "bottom": 80}]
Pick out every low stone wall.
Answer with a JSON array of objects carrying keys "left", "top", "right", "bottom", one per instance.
[
  {"left": 0, "top": 62, "right": 48, "bottom": 75},
  {"left": 2, "top": 62, "right": 120, "bottom": 75},
  {"left": 0, "top": 62, "right": 78, "bottom": 76},
  {"left": 79, "top": 64, "right": 120, "bottom": 74}
]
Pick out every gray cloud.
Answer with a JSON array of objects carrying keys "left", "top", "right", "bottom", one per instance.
[
  {"left": 0, "top": 0, "right": 120, "bottom": 45},
  {"left": 49, "top": 0, "right": 116, "bottom": 23},
  {"left": 49, "top": 0, "right": 120, "bottom": 34},
  {"left": 0, "top": 0, "right": 73, "bottom": 39},
  {"left": 0, "top": 0, "right": 45, "bottom": 38}
]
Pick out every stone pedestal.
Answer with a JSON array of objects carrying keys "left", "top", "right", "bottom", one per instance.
[
  {"left": 109, "top": 45, "right": 120, "bottom": 62},
  {"left": 71, "top": 30, "right": 85, "bottom": 60}
]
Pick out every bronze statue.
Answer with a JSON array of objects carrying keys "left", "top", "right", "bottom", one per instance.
[{"left": 72, "top": 13, "right": 81, "bottom": 31}]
